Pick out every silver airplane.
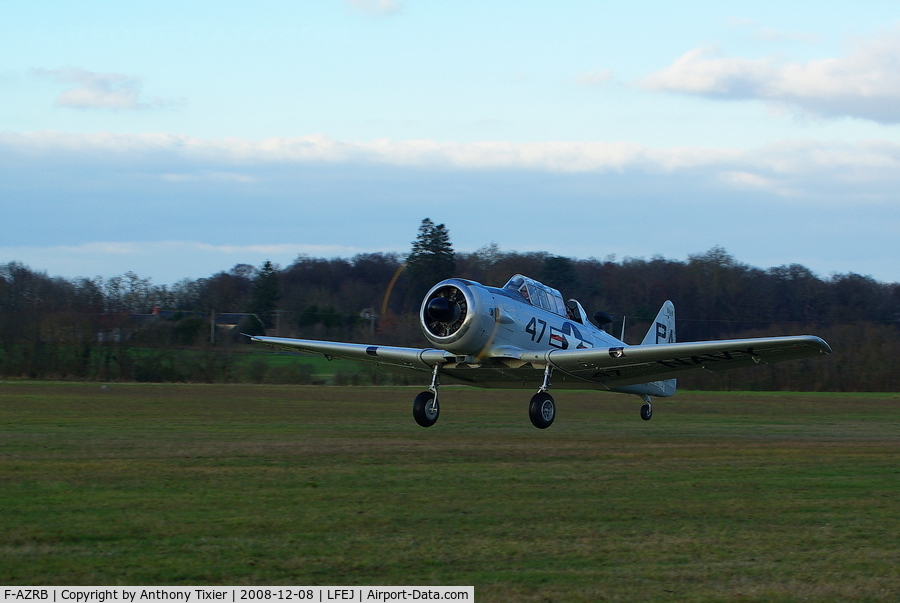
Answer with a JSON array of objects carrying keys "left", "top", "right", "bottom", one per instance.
[{"left": 249, "top": 274, "right": 832, "bottom": 429}]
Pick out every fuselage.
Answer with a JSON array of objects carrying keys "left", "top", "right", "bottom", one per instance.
[
  {"left": 420, "top": 276, "right": 626, "bottom": 357},
  {"left": 419, "top": 275, "right": 675, "bottom": 398}
]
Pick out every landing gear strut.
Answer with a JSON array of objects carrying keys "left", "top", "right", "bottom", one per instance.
[
  {"left": 640, "top": 394, "right": 653, "bottom": 421},
  {"left": 529, "top": 365, "right": 556, "bottom": 429},
  {"left": 413, "top": 364, "right": 441, "bottom": 427}
]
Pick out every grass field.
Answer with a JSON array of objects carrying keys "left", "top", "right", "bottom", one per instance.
[{"left": 1, "top": 383, "right": 898, "bottom": 601}]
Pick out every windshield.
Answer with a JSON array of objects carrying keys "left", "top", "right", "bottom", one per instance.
[{"left": 502, "top": 274, "right": 567, "bottom": 317}]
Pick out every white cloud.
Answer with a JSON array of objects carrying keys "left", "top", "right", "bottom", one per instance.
[
  {"left": 720, "top": 170, "right": 772, "bottom": 187},
  {"left": 0, "top": 130, "right": 656, "bottom": 172},
  {"left": 0, "top": 130, "right": 739, "bottom": 174},
  {"left": 725, "top": 17, "right": 755, "bottom": 29},
  {"left": 576, "top": 69, "right": 613, "bottom": 87},
  {"left": 724, "top": 18, "right": 820, "bottom": 43},
  {"left": 748, "top": 28, "right": 822, "bottom": 44},
  {"left": 642, "top": 29, "right": 900, "bottom": 123},
  {"left": 31, "top": 67, "right": 179, "bottom": 111},
  {"left": 346, "top": 0, "right": 403, "bottom": 16},
  {"left": 3, "top": 131, "right": 900, "bottom": 202},
  {"left": 161, "top": 171, "right": 256, "bottom": 184},
  {"left": 718, "top": 170, "right": 800, "bottom": 197}
]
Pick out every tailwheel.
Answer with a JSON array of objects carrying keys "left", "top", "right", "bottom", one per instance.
[
  {"left": 529, "top": 392, "right": 556, "bottom": 429},
  {"left": 640, "top": 402, "right": 653, "bottom": 421},
  {"left": 413, "top": 390, "right": 439, "bottom": 427}
]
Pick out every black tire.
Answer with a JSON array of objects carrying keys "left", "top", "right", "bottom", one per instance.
[
  {"left": 413, "top": 391, "right": 439, "bottom": 427},
  {"left": 529, "top": 392, "right": 556, "bottom": 429},
  {"left": 640, "top": 403, "right": 652, "bottom": 421}
]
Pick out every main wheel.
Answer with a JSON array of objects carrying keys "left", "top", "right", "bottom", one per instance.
[
  {"left": 640, "top": 403, "right": 652, "bottom": 421},
  {"left": 413, "top": 391, "right": 439, "bottom": 427},
  {"left": 529, "top": 392, "right": 556, "bottom": 429}
]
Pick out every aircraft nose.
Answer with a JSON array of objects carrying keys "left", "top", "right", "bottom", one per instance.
[{"left": 427, "top": 297, "right": 460, "bottom": 323}]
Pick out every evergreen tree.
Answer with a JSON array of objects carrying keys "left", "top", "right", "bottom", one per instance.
[
  {"left": 247, "top": 260, "right": 280, "bottom": 329},
  {"left": 406, "top": 218, "right": 456, "bottom": 297}
]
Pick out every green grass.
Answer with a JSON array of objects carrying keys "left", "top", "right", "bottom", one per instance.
[
  {"left": 1, "top": 384, "right": 898, "bottom": 601},
  {"left": 235, "top": 348, "right": 407, "bottom": 384}
]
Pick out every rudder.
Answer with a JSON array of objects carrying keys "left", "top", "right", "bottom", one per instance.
[{"left": 641, "top": 300, "right": 676, "bottom": 345}]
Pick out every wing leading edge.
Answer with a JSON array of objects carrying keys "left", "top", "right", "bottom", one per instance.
[{"left": 248, "top": 335, "right": 451, "bottom": 371}]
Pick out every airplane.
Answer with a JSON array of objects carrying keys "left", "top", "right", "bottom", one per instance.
[{"left": 248, "top": 274, "right": 832, "bottom": 429}]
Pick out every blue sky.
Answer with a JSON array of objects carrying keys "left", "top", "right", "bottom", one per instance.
[{"left": 2, "top": 0, "right": 900, "bottom": 284}]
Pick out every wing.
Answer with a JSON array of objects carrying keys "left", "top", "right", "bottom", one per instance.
[
  {"left": 248, "top": 335, "right": 452, "bottom": 371},
  {"left": 249, "top": 334, "right": 831, "bottom": 390},
  {"left": 520, "top": 335, "right": 832, "bottom": 388}
]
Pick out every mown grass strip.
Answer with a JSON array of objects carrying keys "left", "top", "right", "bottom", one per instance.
[{"left": 1, "top": 384, "right": 898, "bottom": 601}]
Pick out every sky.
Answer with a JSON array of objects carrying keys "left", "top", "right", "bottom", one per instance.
[{"left": 2, "top": 0, "right": 900, "bottom": 284}]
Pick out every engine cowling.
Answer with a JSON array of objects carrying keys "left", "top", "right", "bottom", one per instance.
[{"left": 419, "top": 279, "right": 495, "bottom": 355}]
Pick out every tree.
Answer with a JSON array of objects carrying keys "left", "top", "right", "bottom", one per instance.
[
  {"left": 247, "top": 260, "right": 280, "bottom": 329},
  {"left": 540, "top": 255, "right": 580, "bottom": 295},
  {"left": 406, "top": 218, "right": 456, "bottom": 298},
  {"left": 198, "top": 267, "right": 254, "bottom": 314}
]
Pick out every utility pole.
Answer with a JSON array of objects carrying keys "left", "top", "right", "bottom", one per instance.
[{"left": 360, "top": 308, "right": 376, "bottom": 337}]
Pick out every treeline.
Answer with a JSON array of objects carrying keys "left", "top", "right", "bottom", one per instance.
[{"left": 1, "top": 243, "right": 899, "bottom": 390}]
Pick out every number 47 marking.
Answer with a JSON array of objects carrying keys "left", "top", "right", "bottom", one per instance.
[{"left": 526, "top": 317, "right": 547, "bottom": 343}]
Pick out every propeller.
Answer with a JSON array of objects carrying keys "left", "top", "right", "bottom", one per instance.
[{"left": 427, "top": 296, "right": 460, "bottom": 323}]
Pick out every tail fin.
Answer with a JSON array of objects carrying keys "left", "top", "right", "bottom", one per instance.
[
  {"left": 641, "top": 300, "right": 675, "bottom": 345},
  {"left": 641, "top": 300, "right": 677, "bottom": 396}
]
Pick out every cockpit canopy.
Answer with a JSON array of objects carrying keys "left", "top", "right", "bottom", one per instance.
[{"left": 503, "top": 274, "right": 568, "bottom": 317}]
